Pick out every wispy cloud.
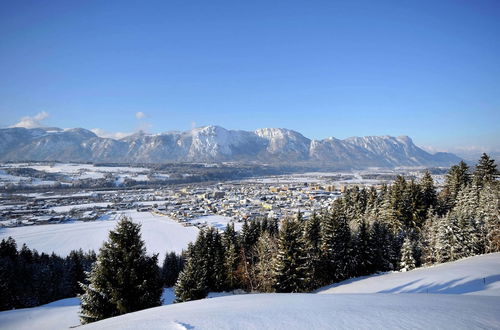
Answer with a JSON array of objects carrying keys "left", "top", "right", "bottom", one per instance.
[
  {"left": 11, "top": 111, "right": 49, "bottom": 128},
  {"left": 135, "top": 111, "right": 146, "bottom": 119}
]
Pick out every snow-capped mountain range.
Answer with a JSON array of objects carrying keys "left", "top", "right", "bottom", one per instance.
[{"left": 0, "top": 126, "right": 460, "bottom": 167}]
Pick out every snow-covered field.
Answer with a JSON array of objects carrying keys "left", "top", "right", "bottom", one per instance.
[
  {"left": 1, "top": 253, "right": 499, "bottom": 330},
  {"left": 0, "top": 210, "right": 198, "bottom": 256}
]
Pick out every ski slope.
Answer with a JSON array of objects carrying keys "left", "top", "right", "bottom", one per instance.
[
  {"left": 1, "top": 253, "right": 499, "bottom": 330},
  {"left": 0, "top": 210, "right": 198, "bottom": 257}
]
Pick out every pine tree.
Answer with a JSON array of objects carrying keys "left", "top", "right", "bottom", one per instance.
[
  {"left": 273, "top": 217, "right": 308, "bottom": 293},
  {"left": 399, "top": 237, "right": 415, "bottom": 272},
  {"left": 79, "top": 217, "right": 162, "bottom": 324}
]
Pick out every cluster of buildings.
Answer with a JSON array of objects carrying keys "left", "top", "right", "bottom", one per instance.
[{"left": 0, "top": 180, "right": 345, "bottom": 229}]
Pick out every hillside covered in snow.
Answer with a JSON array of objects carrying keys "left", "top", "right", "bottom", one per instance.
[
  {"left": 0, "top": 126, "right": 460, "bottom": 167},
  {"left": 1, "top": 253, "right": 499, "bottom": 330}
]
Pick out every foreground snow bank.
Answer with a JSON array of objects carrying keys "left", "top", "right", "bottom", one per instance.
[
  {"left": 317, "top": 253, "right": 500, "bottom": 296},
  {"left": 0, "top": 298, "right": 80, "bottom": 330},
  {"left": 81, "top": 293, "right": 500, "bottom": 330}
]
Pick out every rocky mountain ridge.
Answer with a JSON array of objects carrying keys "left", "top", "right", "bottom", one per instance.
[{"left": 0, "top": 126, "right": 461, "bottom": 167}]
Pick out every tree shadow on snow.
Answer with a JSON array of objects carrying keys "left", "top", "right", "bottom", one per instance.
[{"left": 378, "top": 275, "right": 500, "bottom": 294}]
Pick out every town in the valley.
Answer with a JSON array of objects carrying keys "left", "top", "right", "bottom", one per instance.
[{"left": 0, "top": 162, "right": 446, "bottom": 230}]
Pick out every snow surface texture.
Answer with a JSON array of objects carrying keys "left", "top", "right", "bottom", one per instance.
[
  {"left": 317, "top": 253, "right": 500, "bottom": 296},
  {"left": 82, "top": 294, "right": 500, "bottom": 330},
  {"left": 1, "top": 253, "right": 499, "bottom": 329},
  {"left": 0, "top": 210, "right": 198, "bottom": 257}
]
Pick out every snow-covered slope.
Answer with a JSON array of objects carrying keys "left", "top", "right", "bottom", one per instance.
[
  {"left": 1, "top": 253, "right": 499, "bottom": 330},
  {"left": 0, "top": 210, "right": 198, "bottom": 257},
  {"left": 0, "top": 126, "right": 460, "bottom": 166},
  {"left": 84, "top": 293, "right": 500, "bottom": 330},
  {"left": 317, "top": 253, "right": 500, "bottom": 296}
]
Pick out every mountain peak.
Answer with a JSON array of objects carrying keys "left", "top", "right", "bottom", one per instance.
[{"left": 0, "top": 126, "right": 461, "bottom": 166}]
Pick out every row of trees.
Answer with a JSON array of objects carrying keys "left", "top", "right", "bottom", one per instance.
[
  {"left": 0, "top": 239, "right": 96, "bottom": 311},
  {"left": 174, "top": 154, "right": 499, "bottom": 300}
]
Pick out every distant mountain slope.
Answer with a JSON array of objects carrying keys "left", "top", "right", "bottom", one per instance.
[{"left": 0, "top": 126, "right": 461, "bottom": 167}]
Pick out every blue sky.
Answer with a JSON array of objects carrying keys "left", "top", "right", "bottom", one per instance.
[{"left": 1, "top": 0, "right": 499, "bottom": 155}]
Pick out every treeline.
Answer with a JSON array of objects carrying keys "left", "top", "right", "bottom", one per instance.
[
  {"left": 174, "top": 153, "right": 499, "bottom": 301},
  {"left": 0, "top": 240, "right": 96, "bottom": 311}
]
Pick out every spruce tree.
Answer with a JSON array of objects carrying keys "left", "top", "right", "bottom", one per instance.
[
  {"left": 273, "top": 217, "right": 308, "bottom": 293},
  {"left": 353, "top": 220, "right": 373, "bottom": 276},
  {"left": 174, "top": 242, "right": 208, "bottom": 302},
  {"left": 303, "top": 213, "right": 322, "bottom": 289},
  {"left": 441, "top": 161, "right": 470, "bottom": 212},
  {"left": 436, "top": 215, "right": 453, "bottom": 263},
  {"left": 161, "top": 251, "right": 183, "bottom": 287},
  {"left": 222, "top": 223, "right": 240, "bottom": 290},
  {"left": 420, "top": 171, "right": 437, "bottom": 213},
  {"left": 479, "top": 184, "right": 500, "bottom": 252},
  {"left": 253, "top": 232, "right": 278, "bottom": 292},
  {"left": 79, "top": 217, "right": 162, "bottom": 324},
  {"left": 399, "top": 237, "right": 416, "bottom": 272},
  {"left": 473, "top": 153, "right": 498, "bottom": 187}
]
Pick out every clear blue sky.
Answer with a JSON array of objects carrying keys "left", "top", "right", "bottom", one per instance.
[{"left": 1, "top": 0, "right": 499, "bottom": 154}]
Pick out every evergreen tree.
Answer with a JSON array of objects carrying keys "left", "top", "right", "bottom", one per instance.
[
  {"left": 222, "top": 223, "right": 240, "bottom": 290},
  {"left": 440, "top": 161, "right": 470, "bottom": 212},
  {"left": 479, "top": 184, "right": 500, "bottom": 252},
  {"left": 353, "top": 220, "right": 373, "bottom": 276},
  {"left": 273, "top": 218, "right": 308, "bottom": 293},
  {"left": 420, "top": 171, "right": 437, "bottom": 213},
  {"left": 436, "top": 216, "right": 453, "bottom": 263},
  {"left": 79, "top": 217, "right": 162, "bottom": 324},
  {"left": 399, "top": 237, "right": 415, "bottom": 272},
  {"left": 473, "top": 153, "right": 498, "bottom": 187},
  {"left": 421, "top": 211, "right": 439, "bottom": 265},
  {"left": 253, "top": 232, "right": 278, "bottom": 292},
  {"left": 369, "top": 220, "right": 396, "bottom": 271},
  {"left": 0, "top": 237, "right": 18, "bottom": 310},
  {"left": 161, "top": 251, "right": 183, "bottom": 287},
  {"left": 320, "top": 210, "right": 353, "bottom": 283},
  {"left": 174, "top": 242, "right": 208, "bottom": 302},
  {"left": 302, "top": 213, "right": 322, "bottom": 289}
]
